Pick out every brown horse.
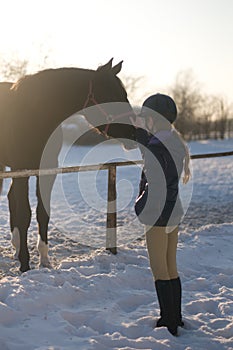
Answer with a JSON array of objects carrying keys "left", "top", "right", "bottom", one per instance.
[
  {"left": 0, "top": 82, "right": 13, "bottom": 193},
  {"left": 0, "top": 59, "right": 136, "bottom": 272}
]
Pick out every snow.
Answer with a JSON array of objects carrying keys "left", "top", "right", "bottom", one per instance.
[{"left": 0, "top": 138, "right": 233, "bottom": 350}]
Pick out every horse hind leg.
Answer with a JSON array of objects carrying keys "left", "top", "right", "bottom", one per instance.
[
  {"left": 8, "top": 187, "right": 20, "bottom": 259},
  {"left": 8, "top": 182, "right": 23, "bottom": 260},
  {"left": 8, "top": 178, "right": 31, "bottom": 272},
  {"left": 36, "top": 174, "right": 56, "bottom": 268}
]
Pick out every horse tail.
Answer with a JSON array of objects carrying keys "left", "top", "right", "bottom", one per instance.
[{"left": 0, "top": 164, "right": 5, "bottom": 195}]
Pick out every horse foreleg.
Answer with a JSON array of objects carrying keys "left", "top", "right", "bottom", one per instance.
[
  {"left": 11, "top": 227, "right": 20, "bottom": 260},
  {"left": 8, "top": 178, "right": 31, "bottom": 272},
  {"left": 36, "top": 174, "right": 56, "bottom": 268},
  {"left": 8, "top": 185, "right": 20, "bottom": 259}
]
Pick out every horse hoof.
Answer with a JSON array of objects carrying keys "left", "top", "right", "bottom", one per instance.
[
  {"left": 39, "top": 260, "right": 52, "bottom": 269},
  {"left": 20, "top": 265, "right": 31, "bottom": 273},
  {"left": 13, "top": 252, "right": 19, "bottom": 260}
]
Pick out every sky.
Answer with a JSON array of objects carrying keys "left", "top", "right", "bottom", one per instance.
[{"left": 0, "top": 0, "right": 233, "bottom": 105}]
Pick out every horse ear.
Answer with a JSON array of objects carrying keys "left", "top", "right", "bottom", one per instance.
[
  {"left": 111, "top": 61, "right": 123, "bottom": 75},
  {"left": 97, "top": 58, "right": 113, "bottom": 71}
]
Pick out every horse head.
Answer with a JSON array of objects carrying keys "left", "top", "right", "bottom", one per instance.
[{"left": 83, "top": 59, "right": 137, "bottom": 150}]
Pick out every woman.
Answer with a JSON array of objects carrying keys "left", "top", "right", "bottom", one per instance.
[{"left": 135, "top": 93, "right": 191, "bottom": 336}]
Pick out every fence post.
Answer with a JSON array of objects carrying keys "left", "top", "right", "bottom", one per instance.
[{"left": 106, "top": 165, "right": 117, "bottom": 254}]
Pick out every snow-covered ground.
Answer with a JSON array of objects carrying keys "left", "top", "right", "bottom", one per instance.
[{"left": 0, "top": 138, "right": 233, "bottom": 350}]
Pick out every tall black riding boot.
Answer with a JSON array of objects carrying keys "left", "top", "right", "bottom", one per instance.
[
  {"left": 171, "top": 277, "right": 184, "bottom": 327},
  {"left": 155, "top": 280, "right": 178, "bottom": 336}
]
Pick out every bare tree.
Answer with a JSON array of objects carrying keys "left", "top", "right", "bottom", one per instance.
[
  {"left": 214, "top": 97, "right": 230, "bottom": 139},
  {"left": 0, "top": 57, "right": 28, "bottom": 82},
  {"left": 227, "top": 102, "right": 233, "bottom": 138},
  {"left": 198, "top": 95, "right": 217, "bottom": 139},
  {"left": 121, "top": 75, "right": 146, "bottom": 107},
  {"left": 0, "top": 46, "right": 53, "bottom": 82},
  {"left": 170, "top": 70, "right": 203, "bottom": 139}
]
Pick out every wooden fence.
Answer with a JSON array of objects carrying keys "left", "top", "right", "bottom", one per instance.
[{"left": 0, "top": 150, "right": 233, "bottom": 253}]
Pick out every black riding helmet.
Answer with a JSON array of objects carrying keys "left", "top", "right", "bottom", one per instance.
[{"left": 141, "top": 93, "right": 177, "bottom": 124}]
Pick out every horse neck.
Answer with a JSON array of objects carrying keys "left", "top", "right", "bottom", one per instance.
[
  {"left": 17, "top": 68, "right": 96, "bottom": 134},
  {"left": 51, "top": 68, "right": 95, "bottom": 123}
]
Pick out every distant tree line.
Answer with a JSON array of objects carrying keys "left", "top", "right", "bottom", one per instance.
[
  {"left": 169, "top": 70, "right": 233, "bottom": 140},
  {"left": 124, "top": 70, "right": 233, "bottom": 141},
  {"left": 1, "top": 58, "right": 232, "bottom": 141}
]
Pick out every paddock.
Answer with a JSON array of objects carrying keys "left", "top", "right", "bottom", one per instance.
[{"left": 1, "top": 149, "right": 232, "bottom": 256}]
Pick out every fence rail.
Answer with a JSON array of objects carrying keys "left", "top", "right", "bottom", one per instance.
[
  {"left": 0, "top": 150, "right": 233, "bottom": 253},
  {"left": 1, "top": 150, "right": 233, "bottom": 180},
  {"left": 190, "top": 150, "right": 233, "bottom": 159}
]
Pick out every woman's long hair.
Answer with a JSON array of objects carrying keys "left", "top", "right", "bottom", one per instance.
[{"left": 173, "top": 127, "right": 191, "bottom": 184}]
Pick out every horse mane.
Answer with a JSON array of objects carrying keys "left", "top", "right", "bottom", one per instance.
[{"left": 11, "top": 67, "right": 95, "bottom": 92}]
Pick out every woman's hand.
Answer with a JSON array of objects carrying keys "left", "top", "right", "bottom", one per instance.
[{"left": 134, "top": 116, "right": 145, "bottom": 129}]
